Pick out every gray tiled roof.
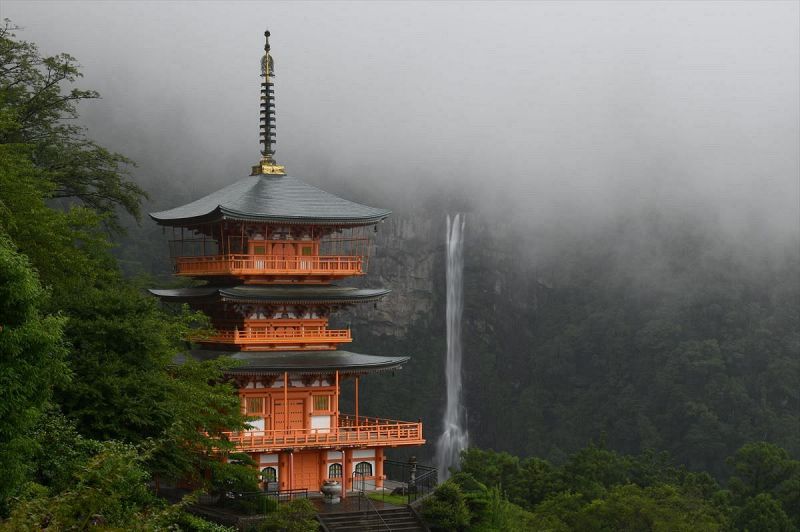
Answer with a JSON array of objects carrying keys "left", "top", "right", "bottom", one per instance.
[
  {"left": 179, "top": 349, "right": 409, "bottom": 375},
  {"left": 148, "top": 285, "right": 390, "bottom": 304},
  {"left": 149, "top": 174, "right": 391, "bottom": 226}
]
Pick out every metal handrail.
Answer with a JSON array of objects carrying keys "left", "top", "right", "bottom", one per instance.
[
  {"left": 383, "top": 459, "right": 438, "bottom": 504},
  {"left": 354, "top": 472, "right": 390, "bottom": 531}
]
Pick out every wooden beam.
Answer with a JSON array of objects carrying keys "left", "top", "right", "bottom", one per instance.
[
  {"left": 355, "top": 376, "right": 359, "bottom": 425},
  {"left": 283, "top": 371, "right": 289, "bottom": 430},
  {"left": 334, "top": 370, "right": 339, "bottom": 432}
]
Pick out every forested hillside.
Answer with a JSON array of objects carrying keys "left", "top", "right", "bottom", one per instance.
[
  {"left": 422, "top": 443, "right": 800, "bottom": 531},
  {"left": 0, "top": 21, "right": 261, "bottom": 529}
]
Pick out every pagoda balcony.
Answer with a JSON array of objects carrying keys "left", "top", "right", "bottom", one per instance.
[
  {"left": 174, "top": 254, "right": 364, "bottom": 278},
  {"left": 222, "top": 415, "right": 425, "bottom": 452},
  {"left": 198, "top": 327, "right": 352, "bottom": 350}
]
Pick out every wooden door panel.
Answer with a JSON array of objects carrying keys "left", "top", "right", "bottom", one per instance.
[
  {"left": 274, "top": 399, "right": 305, "bottom": 431},
  {"left": 295, "top": 453, "right": 319, "bottom": 491}
]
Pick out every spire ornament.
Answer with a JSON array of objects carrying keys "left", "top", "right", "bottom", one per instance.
[{"left": 253, "top": 29, "right": 286, "bottom": 176}]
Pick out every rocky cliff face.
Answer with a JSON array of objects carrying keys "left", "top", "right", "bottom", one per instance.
[{"left": 346, "top": 215, "right": 443, "bottom": 337}]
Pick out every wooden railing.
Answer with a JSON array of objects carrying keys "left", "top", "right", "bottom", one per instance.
[
  {"left": 174, "top": 254, "right": 364, "bottom": 276},
  {"left": 199, "top": 327, "right": 352, "bottom": 345},
  {"left": 223, "top": 415, "right": 424, "bottom": 451}
]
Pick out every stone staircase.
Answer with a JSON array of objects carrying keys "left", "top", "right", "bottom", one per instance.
[{"left": 317, "top": 506, "right": 428, "bottom": 531}]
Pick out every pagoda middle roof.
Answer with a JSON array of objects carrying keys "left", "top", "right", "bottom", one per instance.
[
  {"left": 149, "top": 174, "right": 391, "bottom": 226},
  {"left": 149, "top": 285, "right": 390, "bottom": 305},
  {"left": 178, "top": 349, "right": 410, "bottom": 376}
]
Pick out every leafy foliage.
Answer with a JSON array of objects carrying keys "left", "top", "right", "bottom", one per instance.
[
  {"left": 2, "top": 442, "right": 155, "bottom": 530},
  {"left": 0, "top": 236, "right": 66, "bottom": 513},
  {"left": 0, "top": 21, "right": 250, "bottom": 525},
  {"left": 0, "top": 19, "right": 145, "bottom": 227},
  {"left": 256, "top": 499, "right": 318, "bottom": 532},
  {"left": 435, "top": 443, "right": 800, "bottom": 531},
  {"left": 421, "top": 481, "right": 472, "bottom": 531}
]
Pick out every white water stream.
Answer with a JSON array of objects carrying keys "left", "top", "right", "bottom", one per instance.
[{"left": 435, "top": 214, "right": 468, "bottom": 482}]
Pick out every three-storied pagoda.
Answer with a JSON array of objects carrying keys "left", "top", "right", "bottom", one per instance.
[{"left": 149, "top": 31, "right": 424, "bottom": 494}]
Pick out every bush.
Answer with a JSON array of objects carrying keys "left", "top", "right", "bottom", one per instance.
[
  {"left": 421, "top": 481, "right": 471, "bottom": 531},
  {"left": 258, "top": 499, "right": 318, "bottom": 532}
]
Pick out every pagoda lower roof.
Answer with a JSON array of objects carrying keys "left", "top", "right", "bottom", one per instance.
[
  {"left": 178, "top": 349, "right": 409, "bottom": 375},
  {"left": 149, "top": 285, "right": 390, "bottom": 304},
  {"left": 149, "top": 174, "right": 391, "bottom": 227}
]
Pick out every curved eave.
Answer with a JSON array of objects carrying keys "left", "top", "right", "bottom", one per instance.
[
  {"left": 149, "top": 208, "right": 391, "bottom": 228},
  {"left": 178, "top": 349, "right": 409, "bottom": 376},
  {"left": 218, "top": 287, "right": 390, "bottom": 305},
  {"left": 148, "top": 287, "right": 219, "bottom": 301}
]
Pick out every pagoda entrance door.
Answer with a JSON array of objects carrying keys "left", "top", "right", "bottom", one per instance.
[
  {"left": 272, "top": 243, "right": 296, "bottom": 270},
  {"left": 294, "top": 452, "right": 320, "bottom": 491},
  {"left": 248, "top": 241, "right": 267, "bottom": 269},
  {"left": 274, "top": 399, "right": 305, "bottom": 432}
]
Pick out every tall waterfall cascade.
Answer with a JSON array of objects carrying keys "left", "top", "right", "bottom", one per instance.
[{"left": 435, "top": 214, "right": 468, "bottom": 482}]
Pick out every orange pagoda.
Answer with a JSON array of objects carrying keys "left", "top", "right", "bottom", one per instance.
[{"left": 149, "top": 31, "right": 424, "bottom": 495}]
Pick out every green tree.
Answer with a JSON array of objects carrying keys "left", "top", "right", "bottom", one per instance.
[
  {"left": 574, "top": 484, "right": 723, "bottom": 531},
  {"left": 731, "top": 493, "right": 793, "bottom": 532},
  {"left": 0, "top": 21, "right": 250, "bottom": 506},
  {"left": 2, "top": 442, "right": 156, "bottom": 530},
  {"left": 728, "top": 442, "right": 800, "bottom": 528},
  {"left": 421, "top": 481, "right": 471, "bottom": 531},
  {"left": 0, "top": 235, "right": 66, "bottom": 513},
  {"left": 459, "top": 448, "right": 521, "bottom": 495},
  {"left": 0, "top": 19, "right": 144, "bottom": 228}
]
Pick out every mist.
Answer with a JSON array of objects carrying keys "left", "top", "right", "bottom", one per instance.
[{"left": 4, "top": 1, "right": 799, "bottom": 248}]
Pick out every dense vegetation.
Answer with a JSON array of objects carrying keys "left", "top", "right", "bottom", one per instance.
[
  {"left": 422, "top": 442, "right": 800, "bottom": 531},
  {"left": 0, "top": 21, "right": 258, "bottom": 529}
]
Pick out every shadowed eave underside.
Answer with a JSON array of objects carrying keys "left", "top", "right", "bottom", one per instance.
[
  {"left": 149, "top": 174, "right": 391, "bottom": 227},
  {"left": 148, "top": 285, "right": 390, "bottom": 305},
  {"left": 177, "top": 349, "right": 409, "bottom": 375}
]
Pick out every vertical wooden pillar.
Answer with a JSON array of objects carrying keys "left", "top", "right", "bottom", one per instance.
[
  {"left": 319, "top": 451, "right": 327, "bottom": 485},
  {"left": 375, "top": 448, "right": 384, "bottom": 489},
  {"left": 283, "top": 371, "right": 289, "bottom": 430},
  {"left": 279, "top": 452, "right": 288, "bottom": 490},
  {"left": 343, "top": 449, "right": 352, "bottom": 495},
  {"left": 354, "top": 376, "right": 360, "bottom": 425},
  {"left": 334, "top": 371, "right": 340, "bottom": 432},
  {"left": 289, "top": 451, "right": 294, "bottom": 492}
]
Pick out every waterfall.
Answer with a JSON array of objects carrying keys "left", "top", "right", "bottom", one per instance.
[{"left": 435, "top": 213, "right": 468, "bottom": 483}]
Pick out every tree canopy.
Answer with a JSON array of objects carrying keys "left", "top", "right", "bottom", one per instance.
[{"left": 0, "top": 20, "right": 250, "bottom": 527}]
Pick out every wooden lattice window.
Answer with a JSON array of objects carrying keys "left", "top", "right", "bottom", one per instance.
[
  {"left": 328, "top": 463, "right": 343, "bottom": 478},
  {"left": 246, "top": 397, "right": 264, "bottom": 415},
  {"left": 313, "top": 395, "right": 330, "bottom": 411},
  {"left": 355, "top": 462, "right": 373, "bottom": 477}
]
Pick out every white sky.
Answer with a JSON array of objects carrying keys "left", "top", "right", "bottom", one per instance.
[{"left": 4, "top": 1, "right": 799, "bottom": 237}]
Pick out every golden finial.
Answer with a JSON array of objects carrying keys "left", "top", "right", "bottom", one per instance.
[{"left": 253, "top": 29, "right": 286, "bottom": 176}]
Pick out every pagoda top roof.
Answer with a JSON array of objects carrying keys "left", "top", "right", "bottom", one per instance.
[
  {"left": 149, "top": 285, "right": 389, "bottom": 305},
  {"left": 178, "top": 349, "right": 409, "bottom": 376},
  {"left": 149, "top": 174, "right": 391, "bottom": 227}
]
